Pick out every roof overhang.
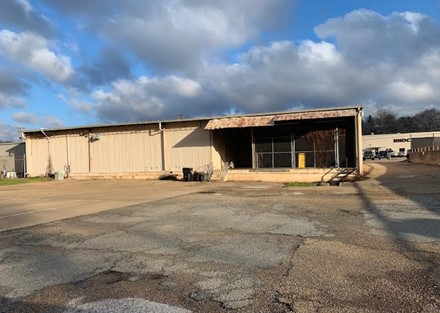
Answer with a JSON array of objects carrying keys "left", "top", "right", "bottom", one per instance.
[
  {"left": 22, "top": 106, "right": 362, "bottom": 134},
  {"left": 273, "top": 108, "right": 358, "bottom": 122},
  {"left": 205, "top": 108, "right": 358, "bottom": 130},
  {"left": 205, "top": 115, "right": 275, "bottom": 130}
]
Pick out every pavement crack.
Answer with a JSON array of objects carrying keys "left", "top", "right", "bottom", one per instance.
[{"left": 273, "top": 291, "right": 295, "bottom": 312}]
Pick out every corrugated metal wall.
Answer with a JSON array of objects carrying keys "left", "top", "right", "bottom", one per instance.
[
  {"left": 0, "top": 143, "right": 25, "bottom": 175},
  {"left": 164, "top": 122, "right": 212, "bottom": 171},
  {"left": 27, "top": 137, "right": 50, "bottom": 175},
  {"left": 25, "top": 122, "right": 217, "bottom": 176},
  {"left": 67, "top": 135, "right": 89, "bottom": 173},
  {"left": 51, "top": 136, "right": 68, "bottom": 173},
  {"left": 91, "top": 129, "right": 162, "bottom": 172}
]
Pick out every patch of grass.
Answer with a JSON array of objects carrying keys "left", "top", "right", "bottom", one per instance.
[
  {"left": 283, "top": 181, "right": 318, "bottom": 187},
  {"left": 0, "top": 177, "right": 51, "bottom": 186}
]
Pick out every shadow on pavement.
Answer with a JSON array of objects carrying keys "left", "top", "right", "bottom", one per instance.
[
  {"left": 355, "top": 161, "right": 440, "bottom": 266},
  {"left": 1, "top": 296, "right": 68, "bottom": 313}
]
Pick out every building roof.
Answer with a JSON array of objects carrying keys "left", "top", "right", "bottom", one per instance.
[
  {"left": 363, "top": 130, "right": 440, "bottom": 139},
  {"left": 205, "top": 108, "right": 359, "bottom": 130},
  {"left": 23, "top": 106, "right": 362, "bottom": 134}
]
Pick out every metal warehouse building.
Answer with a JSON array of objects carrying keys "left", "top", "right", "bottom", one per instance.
[{"left": 22, "top": 106, "right": 363, "bottom": 182}]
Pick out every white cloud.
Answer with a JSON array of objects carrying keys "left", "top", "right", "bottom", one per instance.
[
  {"left": 298, "top": 40, "right": 341, "bottom": 64},
  {"left": 0, "top": 30, "right": 73, "bottom": 82},
  {"left": 10, "top": 112, "right": 64, "bottom": 129},
  {"left": 68, "top": 98, "right": 93, "bottom": 113},
  {"left": 0, "top": 93, "right": 26, "bottom": 109},
  {"left": 14, "top": 5, "right": 440, "bottom": 121},
  {"left": 12, "top": 111, "right": 38, "bottom": 124},
  {"left": 43, "top": 116, "right": 64, "bottom": 128},
  {"left": 400, "top": 12, "right": 425, "bottom": 33},
  {"left": 0, "top": 122, "right": 20, "bottom": 142},
  {"left": 93, "top": 75, "right": 202, "bottom": 122},
  {"left": 314, "top": 9, "right": 440, "bottom": 66},
  {"left": 88, "top": 5, "right": 440, "bottom": 122},
  {"left": 43, "top": 0, "right": 293, "bottom": 75},
  {"left": 387, "top": 81, "right": 434, "bottom": 102}
]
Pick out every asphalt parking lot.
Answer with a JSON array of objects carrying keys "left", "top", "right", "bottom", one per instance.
[{"left": 1, "top": 160, "right": 440, "bottom": 312}]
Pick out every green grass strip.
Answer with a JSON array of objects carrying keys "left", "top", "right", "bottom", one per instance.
[{"left": 0, "top": 177, "right": 51, "bottom": 186}]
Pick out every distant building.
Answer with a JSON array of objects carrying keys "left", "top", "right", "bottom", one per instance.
[
  {"left": 363, "top": 131, "right": 440, "bottom": 156},
  {"left": 22, "top": 106, "right": 363, "bottom": 182},
  {"left": 0, "top": 142, "right": 25, "bottom": 177}
]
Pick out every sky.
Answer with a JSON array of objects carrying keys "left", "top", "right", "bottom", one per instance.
[{"left": 1, "top": 0, "right": 440, "bottom": 141}]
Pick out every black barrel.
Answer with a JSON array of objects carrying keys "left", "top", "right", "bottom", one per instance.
[{"left": 182, "top": 168, "right": 193, "bottom": 181}]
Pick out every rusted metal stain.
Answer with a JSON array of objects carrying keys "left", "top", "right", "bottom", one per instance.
[
  {"left": 273, "top": 109, "right": 357, "bottom": 122},
  {"left": 205, "top": 116, "right": 275, "bottom": 130},
  {"left": 205, "top": 109, "right": 358, "bottom": 130}
]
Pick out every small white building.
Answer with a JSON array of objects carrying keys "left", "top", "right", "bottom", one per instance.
[
  {"left": 0, "top": 142, "right": 25, "bottom": 177},
  {"left": 363, "top": 131, "right": 440, "bottom": 156}
]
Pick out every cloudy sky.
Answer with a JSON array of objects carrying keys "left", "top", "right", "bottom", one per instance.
[{"left": 1, "top": 0, "right": 440, "bottom": 141}]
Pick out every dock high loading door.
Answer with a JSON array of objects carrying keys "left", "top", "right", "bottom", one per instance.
[
  {"left": 252, "top": 124, "right": 352, "bottom": 169},
  {"left": 207, "top": 117, "right": 356, "bottom": 170}
]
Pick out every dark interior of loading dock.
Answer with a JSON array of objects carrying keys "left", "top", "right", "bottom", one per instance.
[{"left": 217, "top": 118, "right": 356, "bottom": 169}]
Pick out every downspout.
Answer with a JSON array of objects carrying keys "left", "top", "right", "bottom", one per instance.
[
  {"left": 40, "top": 128, "right": 53, "bottom": 174},
  {"left": 20, "top": 130, "right": 27, "bottom": 176}
]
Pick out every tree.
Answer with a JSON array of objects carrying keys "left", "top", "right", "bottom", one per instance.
[
  {"left": 362, "top": 108, "right": 440, "bottom": 134},
  {"left": 363, "top": 115, "right": 376, "bottom": 134},
  {"left": 412, "top": 109, "right": 440, "bottom": 132},
  {"left": 396, "top": 115, "right": 414, "bottom": 133},
  {"left": 374, "top": 110, "right": 398, "bottom": 134}
]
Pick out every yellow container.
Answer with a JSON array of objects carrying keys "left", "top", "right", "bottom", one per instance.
[{"left": 298, "top": 153, "right": 306, "bottom": 168}]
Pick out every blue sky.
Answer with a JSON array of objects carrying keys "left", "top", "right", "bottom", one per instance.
[{"left": 1, "top": 0, "right": 440, "bottom": 141}]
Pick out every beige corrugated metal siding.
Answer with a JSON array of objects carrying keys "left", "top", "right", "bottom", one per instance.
[
  {"left": 67, "top": 135, "right": 89, "bottom": 173},
  {"left": 25, "top": 125, "right": 164, "bottom": 176},
  {"left": 164, "top": 122, "right": 211, "bottom": 171},
  {"left": 27, "top": 137, "right": 50, "bottom": 175},
  {"left": 91, "top": 129, "right": 162, "bottom": 172},
  {"left": 50, "top": 136, "right": 68, "bottom": 173},
  {"left": 27, "top": 135, "right": 70, "bottom": 175},
  {"left": 211, "top": 131, "right": 226, "bottom": 170}
]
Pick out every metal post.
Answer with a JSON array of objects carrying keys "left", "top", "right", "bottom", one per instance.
[
  {"left": 335, "top": 128, "right": 340, "bottom": 168},
  {"left": 271, "top": 137, "right": 275, "bottom": 168},
  {"left": 313, "top": 141, "right": 316, "bottom": 168},
  {"left": 251, "top": 128, "right": 256, "bottom": 169},
  {"left": 291, "top": 134, "right": 295, "bottom": 168},
  {"left": 23, "top": 153, "right": 26, "bottom": 177},
  {"left": 87, "top": 132, "right": 92, "bottom": 173}
]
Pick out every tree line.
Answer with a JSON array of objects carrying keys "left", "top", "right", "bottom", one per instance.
[{"left": 362, "top": 108, "right": 440, "bottom": 135}]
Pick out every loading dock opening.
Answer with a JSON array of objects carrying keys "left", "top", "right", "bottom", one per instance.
[{"left": 211, "top": 118, "right": 356, "bottom": 170}]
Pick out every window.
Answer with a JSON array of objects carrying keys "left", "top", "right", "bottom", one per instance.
[
  {"left": 253, "top": 128, "right": 346, "bottom": 169},
  {"left": 255, "top": 136, "right": 292, "bottom": 168}
]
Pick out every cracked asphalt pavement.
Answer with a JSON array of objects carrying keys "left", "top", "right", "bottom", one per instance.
[{"left": 1, "top": 160, "right": 440, "bottom": 312}]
